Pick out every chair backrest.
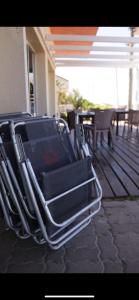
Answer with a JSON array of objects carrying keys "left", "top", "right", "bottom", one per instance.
[
  {"left": 67, "top": 111, "right": 76, "bottom": 130},
  {"left": 15, "top": 118, "right": 76, "bottom": 180},
  {"left": 0, "top": 112, "right": 31, "bottom": 120},
  {"left": 94, "top": 109, "right": 114, "bottom": 130}
]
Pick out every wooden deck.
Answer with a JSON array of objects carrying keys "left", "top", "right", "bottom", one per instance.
[{"left": 91, "top": 127, "right": 139, "bottom": 199}]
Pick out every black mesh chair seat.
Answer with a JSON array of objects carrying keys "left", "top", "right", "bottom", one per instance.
[
  {"left": 42, "top": 156, "right": 92, "bottom": 221},
  {"left": 23, "top": 136, "right": 74, "bottom": 178}
]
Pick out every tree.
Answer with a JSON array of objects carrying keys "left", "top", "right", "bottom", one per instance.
[
  {"left": 56, "top": 81, "right": 112, "bottom": 111},
  {"left": 56, "top": 79, "right": 68, "bottom": 105}
]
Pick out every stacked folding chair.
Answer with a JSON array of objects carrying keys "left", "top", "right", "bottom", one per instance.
[{"left": 0, "top": 113, "right": 102, "bottom": 249}]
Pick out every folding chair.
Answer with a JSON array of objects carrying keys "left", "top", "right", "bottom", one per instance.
[
  {"left": 0, "top": 112, "right": 32, "bottom": 120},
  {"left": 0, "top": 122, "right": 34, "bottom": 239},
  {"left": 9, "top": 117, "right": 102, "bottom": 249},
  {"left": 0, "top": 116, "right": 50, "bottom": 242}
]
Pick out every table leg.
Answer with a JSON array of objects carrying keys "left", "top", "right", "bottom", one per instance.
[{"left": 116, "top": 114, "right": 119, "bottom": 136}]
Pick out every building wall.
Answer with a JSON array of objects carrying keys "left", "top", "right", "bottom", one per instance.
[
  {"left": 0, "top": 27, "right": 29, "bottom": 113},
  {"left": 0, "top": 27, "right": 57, "bottom": 116}
]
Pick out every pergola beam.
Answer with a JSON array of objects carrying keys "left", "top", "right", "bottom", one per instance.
[
  {"left": 55, "top": 54, "right": 139, "bottom": 60},
  {"left": 47, "top": 34, "right": 139, "bottom": 44},
  {"left": 50, "top": 45, "right": 139, "bottom": 52},
  {"left": 56, "top": 61, "right": 137, "bottom": 68}
]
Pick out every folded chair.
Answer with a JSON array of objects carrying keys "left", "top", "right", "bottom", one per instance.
[
  {"left": 0, "top": 116, "right": 49, "bottom": 242},
  {"left": 0, "top": 112, "right": 32, "bottom": 120},
  {"left": 9, "top": 117, "right": 102, "bottom": 249},
  {"left": 0, "top": 115, "right": 32, "bottom": 237}
]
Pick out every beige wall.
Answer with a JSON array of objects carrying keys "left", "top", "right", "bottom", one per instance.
[
  {"left": 0, "top": 27, "right": 29, "bottom": 113},
  {"left": 0, "top": 27, "right": 57, "bottom": 116}
]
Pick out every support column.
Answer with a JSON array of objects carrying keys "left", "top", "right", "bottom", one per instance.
[{"left": 128, "top": 27, "right": 136, "bottom": 110}]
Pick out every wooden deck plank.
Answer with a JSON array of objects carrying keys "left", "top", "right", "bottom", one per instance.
[
  {"left": 93, "top": 157, "right": 114, "bottom": 198},
  {"left": 94, "top": 150, "right": 128, "bottom": 197},
  {"left": 100, "top": 146, "right": 139, "bottom": 196},
  {"left": 103, "top": 143, "right": 139, "bottom": 190},
  {"left": 82, "top": 127, "right": 139, "bottom": 199},
  {"left": 113, "top": 143, "right": 139, "bottom": 174},
  {"left": 117, "top": 136, "right": 139, "bottom": 158},
  {"left": 114, "top": 138, "right": 139, "bottom": 167}
]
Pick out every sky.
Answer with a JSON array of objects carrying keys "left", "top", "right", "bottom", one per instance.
[{"left": 56, "top": 27, "right": 137, "bottom": 108}]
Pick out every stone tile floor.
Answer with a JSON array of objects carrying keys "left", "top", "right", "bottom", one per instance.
[{"left": 1, "top": 199, "right": 139, "bottom": 273}]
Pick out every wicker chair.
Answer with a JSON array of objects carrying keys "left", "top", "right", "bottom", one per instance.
[
  {"left": 123, "top": 110, "right": 139, "bottom": 139},
  {"left": 86, "top": 110, "right": 114, "bottom": 151}
]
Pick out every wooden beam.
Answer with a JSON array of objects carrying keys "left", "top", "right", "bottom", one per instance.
[{"left": 46, "top": 34, "right": 139, "bottom": 44}]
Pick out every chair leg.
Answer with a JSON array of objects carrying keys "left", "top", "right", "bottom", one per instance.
[
  {"left": 96, "top": 132, "right": 99, "bottom": 148},
  {"left": 100, "top": 132, "right": 104, "bottom": 145},
  {"left": 109, "top": 127, "right": 114, "bottom": 149},
  {"left": 93, "top": 128, "right": 96, "bottom": 152},
  {"left": 136, "top": 126, "right": 138, "bottom": 137},
  {"left": 127, "top": 124, "right": 131, "bottom": 140},
  {"left": 122, "top": 122, "right": 126, "bottom": 137},
  {"left": 108, "top": 130, "right": 111, "bottom": 147},
  {"left": 137, "top": 126, "right": 139, "bottom": 139}
]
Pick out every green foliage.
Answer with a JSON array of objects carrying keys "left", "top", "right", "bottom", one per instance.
[
  {"left": 56, "top": 79, "right": 68, "bottom": 105},
  {"left": 56, "top": 81, "right": 112, "bottom": 111},
  {"left": 60, "top": 112, "right": 67, "bottom": 121}
]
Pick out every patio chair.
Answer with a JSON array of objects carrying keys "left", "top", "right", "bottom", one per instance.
[
  {"left": 0, "top": 116, "right": 50, "bottom": 242},
  {"left": 9, "top": 117, "right": 102, "bottom": 249},
  {"left": 85, "top": 110, "right": 114, "bottom": 151},
  {"left": 122, "top": 110, "right": 139, "bottom": 139},
  {"left": 0, "top": 121, "right": 38, "bottom": 240}
]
